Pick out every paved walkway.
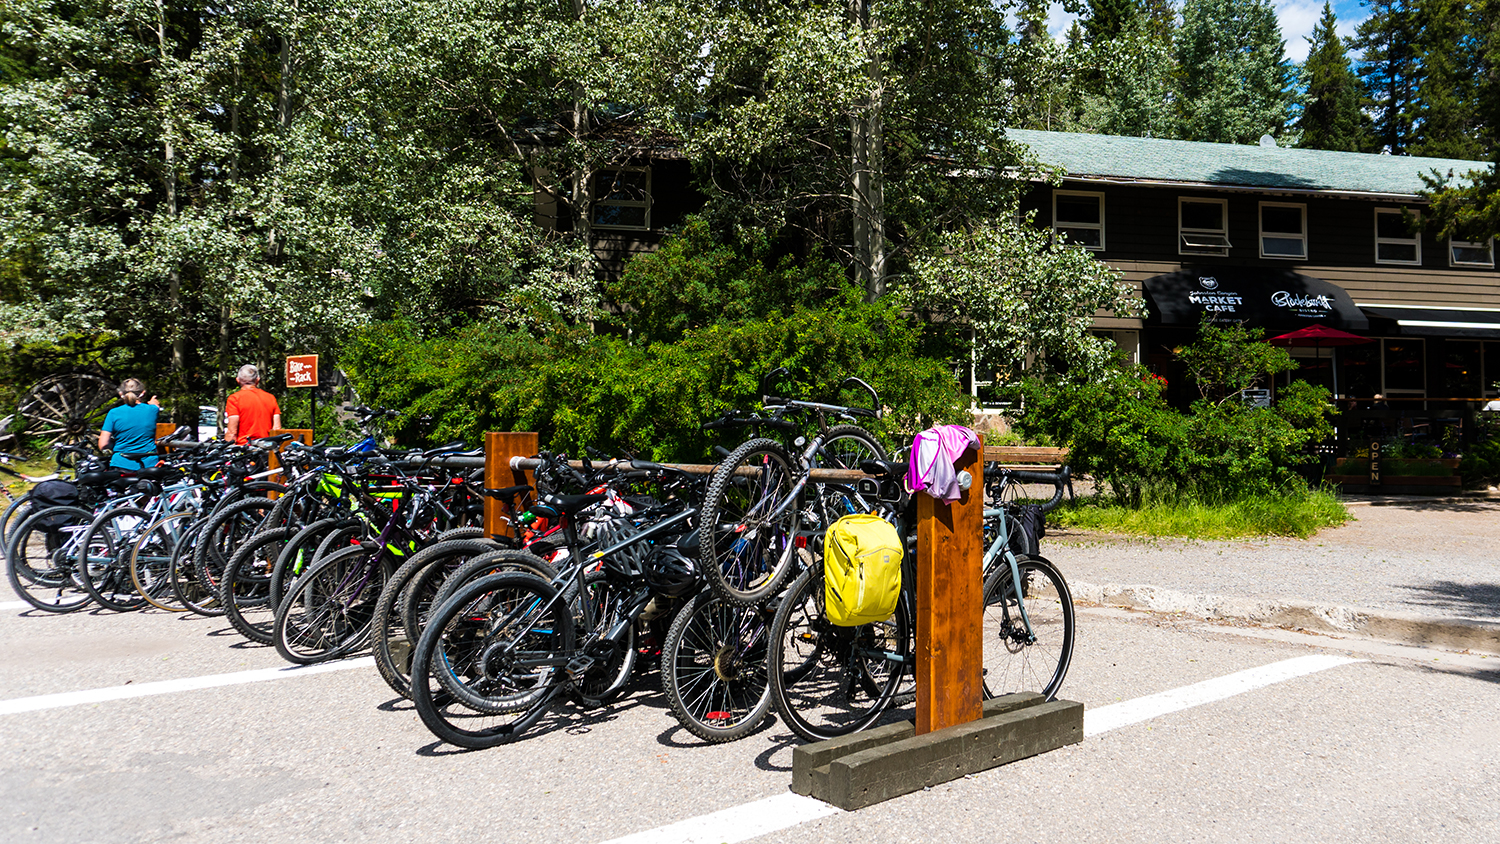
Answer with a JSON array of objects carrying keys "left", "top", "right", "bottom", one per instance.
[{"left": 1048, "top": 498, "right": 1500, "bottom": 652}]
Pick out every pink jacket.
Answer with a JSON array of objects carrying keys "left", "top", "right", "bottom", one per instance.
[{"left": 907, "top": 425, "right": 979, "bottom": 502}]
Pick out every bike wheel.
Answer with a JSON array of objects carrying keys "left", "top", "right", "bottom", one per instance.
[
  {"left": 812, "top": 425, "right": 888, "bottom": 527},
  {"left": 221, "top": 527, "right": 297, "bottom": 644},
  {"left": 661, "top": 588, "right": 774, "bottom": 743},
  {"left": 192, "top": 497, "right": 277, "bottom": 605},
  {"left": 371, "top": 539, "right": 520, "bottom": 700},
  {"left": 411, "top": 571, "right": 572, "bottom": 748},
  {"left": 170, "top": 519, "right": 219, "bottom": 615},
  {"left": 267, "top": 516, "right": 363, "bottom": 611},
  {"left": 699, "top": 438, "right": 801, "bottom": 607},
  {"left": 573, "top": 569, "right": 637, "bottom": 709},
  {"left": 273, "top": 544, "right": 386, "bottom": 665},
  {"left": 78, "top": 506, "right": 153, "bottom": 612},
  {"left": 423, "top": 548, "right": 558, "bottom": 633},
  {"left": 130, "top": 511, "right": 194, "bottom": 611},
  {"left": 5, "top": 505, "right": 94, "bottom": 613},
  {"left": 769, "top": 565, "right": 909, "bottom": 742},
  {"left": 1, "top": 491, "right": 33, "bottom": 556},
  {"left": 982, "top": 555, "right": 1074, "bottom": 701}
]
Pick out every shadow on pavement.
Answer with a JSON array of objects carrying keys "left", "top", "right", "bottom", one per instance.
[{"left": 1396, "top": 579, "right": 1500, "bottom": 622}]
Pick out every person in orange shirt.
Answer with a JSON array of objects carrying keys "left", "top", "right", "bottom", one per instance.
[{"left": 223, "top": 364, "right": 282, "bottom": 444}]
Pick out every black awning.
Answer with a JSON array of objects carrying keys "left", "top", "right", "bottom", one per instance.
[
  {"left": 1142, "top": 268, "right": 1368, "bottom": 331},
  {"left": 1361, "top": 307, "right": 1500, "bottom": 338}
]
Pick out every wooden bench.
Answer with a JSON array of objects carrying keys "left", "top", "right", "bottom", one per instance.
[{"left": 983, "top": 445, "right": 1068, "bottom": 469}]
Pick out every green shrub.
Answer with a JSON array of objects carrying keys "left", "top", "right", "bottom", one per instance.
[{"left": 341, "top": 291, "right": 965, "bottom": 461}]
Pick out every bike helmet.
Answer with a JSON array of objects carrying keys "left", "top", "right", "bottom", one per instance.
[{"left": 646, "top": 543, "right": 698, "bottom": 598}]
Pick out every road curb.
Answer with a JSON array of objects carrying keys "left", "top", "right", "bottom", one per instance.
[
  {"left": 1071, "top": 580, "right": 1500, "bottom": 655},
  {"left": 1343, "top": 492, "right": 1500, "bottom": 508}
]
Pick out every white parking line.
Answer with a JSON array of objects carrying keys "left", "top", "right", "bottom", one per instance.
[
  {"left": 0, "top": 601, "right": 31, "bottom": 611},
  {"left": 598, "top": 654, "right": 1365, "bottom": 844},
  {"left": 1083, "top": 654, "right": 1362, "bottom": 737},
  {"left": 0, "top": 656, "right": 375, "bottom": 715}
]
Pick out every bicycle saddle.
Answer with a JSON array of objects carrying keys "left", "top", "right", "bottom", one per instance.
[
  {"left": 858, "top": 459, "right": 906, "bottom": 480},
  {"left": 530, "top": 492, "right": 608, "bottom": 518}
]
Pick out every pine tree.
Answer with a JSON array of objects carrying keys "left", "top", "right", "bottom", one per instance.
[
  {"left": 1409, "top": 0, "right": 1483, "bottom": 159},
  {"left": 1350, "top": 0, "right": 1418, "bottom": 154},
  {"left": 1295, "top": 3, "right": 1370, "bottom": 151},
  {"left": 1084, "top": 0, "right": 1141, "bottom": 46},
  {"left": 1175, "top": 0, "right": 1299, "bottom": 144}
]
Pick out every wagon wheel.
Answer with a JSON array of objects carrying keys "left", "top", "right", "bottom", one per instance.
[{"left": 15, "top": 373, "right": 118, "bottom": 451}]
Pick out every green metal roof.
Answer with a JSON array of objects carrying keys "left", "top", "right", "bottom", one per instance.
[{"left": 1007, "top": 129, "right": 1491, "bottom": 197}]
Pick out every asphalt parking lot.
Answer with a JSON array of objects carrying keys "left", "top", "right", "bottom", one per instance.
[{"left": 2, "top": 591, "right": 1495, "bottom": 843}]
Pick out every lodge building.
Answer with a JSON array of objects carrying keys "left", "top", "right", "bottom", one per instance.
[{"left": 1011, "top": 129, "right": 1500, "bottom": 448}]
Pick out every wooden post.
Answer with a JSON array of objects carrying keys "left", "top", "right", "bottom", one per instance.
[
  {"left": 484, "top": 431, "right": 538, "bottom": 539},
  {"left": 266, "top": 429, "right": 313, "bottom": 494},
  {"left": 155, "top": 422, "right": 177, "bottom": 452},
  {"left": 914, "top": 440, "right": 984, "bottom": 736}
]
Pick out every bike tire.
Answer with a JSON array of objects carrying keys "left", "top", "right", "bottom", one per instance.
[
  {"left": 981, "top": 555, "right": 1074, "bottom": 701},
  {"left": 660, "top": 588, "right": 775, "bottom": 743},
  {"left": 572, "top": 569, "right": 637, "bottom": 709},
  {"left": 170, "top": 518, "right": 220, "bottom": 615},
  {"left": 371, "top": 539, "right": 524, "bottom": 700},
  {"left": 221, "top": 526, "right": 298, "bottom": 644},
  {"left": 5, "top": 505, "right": 95, "bottom": 613},
  {"left": 698, "top": 438, "right": 801, "bottom": 607},
  {"left": 272, "top": 543, "right": 386, "bottom": 665},
  {"left": 78, "top": 506, "right": 153, "bottom": 612},
  {"left": 1, "top": 491, "right": 33, "bottom": 557},
  {"left": 267, "top": 516, "right": 363, "bottom": 611},
  {"left": 130, "top": 511, "right": 195, "bottom": 611},
  {"left": 769, "top": 565, "right": 909, "bottom": 742},
  {"left": 411, "top": 570, "right": 572, "bottom": 748},
  {"left": 192, "top": 497, "right": 277, "bottom": 605}
]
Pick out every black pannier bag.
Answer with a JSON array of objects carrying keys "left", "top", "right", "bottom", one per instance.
[
  {"left": 1005, "top": 503, "right": 1045, "bottom": 558},
  {"left": 30, "top": 479, "right": 81, "bottom": 535}
]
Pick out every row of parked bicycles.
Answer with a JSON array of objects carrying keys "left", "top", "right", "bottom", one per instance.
[{"left": 1, "top": 372, "right": 1075, "bottom": 750}]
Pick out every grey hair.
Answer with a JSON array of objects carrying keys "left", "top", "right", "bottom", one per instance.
[
  {"left": 236, "top": 364, "right": 260, "bottom": 385},
  {"left": 118, "top": 378, "right": 146, "bottom": 406}
]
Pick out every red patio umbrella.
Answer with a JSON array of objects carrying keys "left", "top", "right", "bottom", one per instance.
[{"left": 1266, "top": 325, "right": 1373, "bottom": 397}]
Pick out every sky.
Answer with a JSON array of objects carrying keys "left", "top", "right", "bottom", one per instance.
[{"left": 1041, "top": 0, "right": 1371, "bottom": 63}]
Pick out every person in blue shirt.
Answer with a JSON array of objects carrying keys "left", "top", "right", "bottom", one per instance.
[{"left": 98, "top": 378, "right": 161, "bottom": 469}]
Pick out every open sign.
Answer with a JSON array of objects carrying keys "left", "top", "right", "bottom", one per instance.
[{"left": 286, "top": 354, "right": 319, "bottom": 388}]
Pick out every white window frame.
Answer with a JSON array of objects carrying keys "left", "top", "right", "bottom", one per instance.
[
  {"left": 591, "top": 167, "right": 652, "bottom": 231},
  {"left": 1448, "top": 236, "right": 1494, "bottom": 268},
  {"left": 1374, "top": 208, "right": 1422, "bottom": 266},
  {"left": 1178, "top": 197, "right": 1231, "bottom": 256},
  {"left": 1052, "top": 190, "right": 1105, "bottom": 251},
  {"left": 1258, "top": 201, "right": 1307, "bottom": 260}
]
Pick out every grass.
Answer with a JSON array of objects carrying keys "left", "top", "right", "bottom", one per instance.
[
  {"left": 1, "top": 453, "right": 58, "bottom": 498},
  {"left": 1048, "top": 488, "right": 1351, "bottom": 540}
]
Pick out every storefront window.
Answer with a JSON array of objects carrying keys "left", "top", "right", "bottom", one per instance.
[
  {"left": 1383, "top": 339, "right": 1425, "bottom": 393},
  {"left": 1441, "top": 340, "right": 1482, "bottom": 398},
  {"left": 1338, "top": 343, "right": 1380, "bottom": 398},
  {"left": 1485, "top": 342, "right": 1500, "bottom": 397}
]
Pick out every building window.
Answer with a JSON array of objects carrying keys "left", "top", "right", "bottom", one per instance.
[
  {"left": 591, "top": 168, "right": 651, "bottom": 230},
  {"left": 1179, "top": 198, "right": 1230, "bottom": 256},
  {"left": 1053, "top": 191, "right": 1104, "bottom": 251},
  {"left": 1448, "top": 237, "right": 1494, "bottom": 268},
  {"left": 1259, "top": 202, "right": 1306, "bottom": 259},
  {"left": 1374, "top": 208, "right": 1421, "bottom": 265}
]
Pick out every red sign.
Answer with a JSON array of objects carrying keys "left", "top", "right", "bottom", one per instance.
[{"left": 286, "top": 354, "right": 319, "bottom": 388}]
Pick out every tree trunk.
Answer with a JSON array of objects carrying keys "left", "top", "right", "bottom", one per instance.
[
  {"left": 850, "top": 0, "right": 886, "bottom": 302},
  {"left": 154, "top": 0, "right": 187, "bottom": 391}
]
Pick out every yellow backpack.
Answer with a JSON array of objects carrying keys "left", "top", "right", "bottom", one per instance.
[{"left": 823, "top": 514, "right": 903, "bottom": 627}]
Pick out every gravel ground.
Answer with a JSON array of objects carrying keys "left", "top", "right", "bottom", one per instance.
[{"left": 1045, "top": 499, "right": 1500, "bottom": 624}]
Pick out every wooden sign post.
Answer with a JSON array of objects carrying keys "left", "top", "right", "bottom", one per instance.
[
  {"left": 266, "top": 428, "right": 314, "bottom": 495},
  {"left": 914, "top": 441, "right": 984, "bottom": 735},
  {"left": 285, "top": 354, "right": 319, "bottom": 439},
  {"left": 483, "top": 431, "right": 538, "bottom": 539}
]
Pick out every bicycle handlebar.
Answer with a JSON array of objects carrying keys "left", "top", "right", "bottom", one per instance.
[{"left": 996, "top": 465, "right": 1071, "bottom": 513}]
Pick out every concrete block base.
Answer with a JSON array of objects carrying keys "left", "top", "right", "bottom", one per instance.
[{"left": 791, "top": 693, "right": 1084, "bottom": 810}]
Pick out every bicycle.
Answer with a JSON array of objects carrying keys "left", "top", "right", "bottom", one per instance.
[
  {"left": 697, "top": 369, "right": 888, "bottom": 607},
  {"left": 766, "top": 456, "right": 1075, "bottom": 741}
]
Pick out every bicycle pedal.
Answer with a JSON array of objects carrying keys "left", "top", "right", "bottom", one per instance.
[{"left": 565, "top": 655, "right": 596, "bottom": 679}]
